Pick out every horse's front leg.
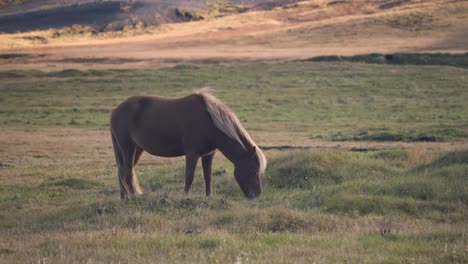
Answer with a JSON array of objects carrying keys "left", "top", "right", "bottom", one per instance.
[
  {"left": 202, "top": 151, "right": 216, "bottom": 196},
  {"left": 184, "top": 153, "right": 199, "bottom": 194}
]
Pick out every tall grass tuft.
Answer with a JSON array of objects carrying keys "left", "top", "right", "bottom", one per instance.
[
  {"left": 265, "top": 150, "right": 392, "bottom": 189},
  {"left": 265, "top": 149, "right": 467, "bottom": 220}
]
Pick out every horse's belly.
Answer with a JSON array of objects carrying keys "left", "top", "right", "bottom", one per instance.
[
  {"left": 146, "top": 147, "right": 185, "bottom": 158},
  {"left": 136, "top": 136, "right": 185, "bottom": 157},
  {"left": 129, "top": 97, "right": 209, "bottom": 158}
]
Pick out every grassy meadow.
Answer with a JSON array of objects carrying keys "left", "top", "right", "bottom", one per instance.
[
  {"left": 2, "top": 60, "right": 468, "bottom": 140},
  {"left": 1, "top": 60, "right": 467, "bottom": 262}
]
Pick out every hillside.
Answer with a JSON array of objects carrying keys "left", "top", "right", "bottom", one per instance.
[
  {"left": 0, "top": 0, "right": 301, "bottom": 33},
  {"left": 0, "top": 0, "right": 467, "bottom": 70}
]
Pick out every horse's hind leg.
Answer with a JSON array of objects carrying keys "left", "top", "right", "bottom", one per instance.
[
  {"left": 123, "top": 145, "right": 143, "bottom": 197},
  {"left": 111, "top": 131, "right": 128, "bottom": 198},
  {"left": 134, "top": 146, "right": 144, "bottom": 166},
  {"left": 113, "top": 133, "right": 143, "bottom": 198}
]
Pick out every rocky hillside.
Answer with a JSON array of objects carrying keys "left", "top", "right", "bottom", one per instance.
[{"left": 0, "top": 0, "right": 301, "bottom": 33}]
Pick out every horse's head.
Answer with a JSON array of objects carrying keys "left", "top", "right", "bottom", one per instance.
[{"left": 234, "top": 146, "right": 267, "bottom": 199}]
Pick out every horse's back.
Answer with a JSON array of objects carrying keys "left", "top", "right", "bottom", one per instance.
[
  {"left": 111, "top": 94, "right": 214, "bottom": 157},
  {"left": 112, "top": 94, "right": 203, "bottom": 125}
]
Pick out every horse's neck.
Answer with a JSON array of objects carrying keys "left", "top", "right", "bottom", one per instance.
[{"left": 215, "top": 135, "right": 250, "bottom": 166}]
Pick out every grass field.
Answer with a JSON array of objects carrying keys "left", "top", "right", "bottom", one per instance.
[
  {"left": 2, "top": 59, "right": 468, "bottom": 140},
  {"left": 0, "top": 59, "right": 467, "bottom": 262}
]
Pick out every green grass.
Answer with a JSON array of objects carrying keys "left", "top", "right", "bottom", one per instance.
[
  {"left": 266, "top": 149, "right": 467, "bottom": 220},
  {"left": 1, "top": 148, "right": 466, "bottom": 262},
  {"left": 266, "top": 150, "right": 393, "bottom": 188},
  {"left": 1, "top": 61, "right": 467, "bottom": 141},
  {"left": 1, "top": 61, "right": 467, "bottom": 262}
]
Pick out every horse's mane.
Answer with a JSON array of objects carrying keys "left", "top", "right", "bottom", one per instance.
[{"left": 194, "top": 88, "right": 266, "bottom": 174}]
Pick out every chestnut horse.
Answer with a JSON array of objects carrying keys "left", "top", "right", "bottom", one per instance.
[{"left": 110, "top": 89, "right": 266, "bottom": 199}]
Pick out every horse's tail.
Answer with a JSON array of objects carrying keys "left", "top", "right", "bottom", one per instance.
[
  {"left": 111, "top": 129, "right": 123, "bottom": 167},
  {"left": 111, "top": 129, "right": 131, "bottom": 196}
]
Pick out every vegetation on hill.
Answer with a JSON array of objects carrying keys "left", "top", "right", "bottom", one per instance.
[
  {"left": 0, "top": 0, "right": 28, "bottom": 8},
  {"left": 307, "top": 53, "right": 468, "bottom": 69}
]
